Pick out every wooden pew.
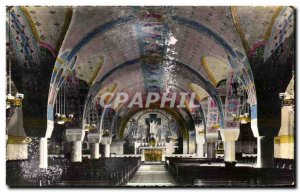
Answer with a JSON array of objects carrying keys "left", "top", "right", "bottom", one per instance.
[{"left": 165, "top": 157, "right": 294, "bottom": 186}]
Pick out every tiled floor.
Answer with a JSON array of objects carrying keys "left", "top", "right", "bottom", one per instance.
[{"left": 126, "top": 164, "right": 177, "bottom": 186}]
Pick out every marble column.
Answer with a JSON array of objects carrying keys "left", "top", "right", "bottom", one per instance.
[
  {"left": 224, "top": 141, "right": 235, "bottom": 162},
  {"left": 161, "top": 148, "right": 166, "bottom": 161},
  {"left": 220, "top": 129, "right": 240, "bottom": 162},
  {"left": 196, "top": 143, "right": 204, "bottom": 157},
  {"left": 205, "top": 96, "right": 219, "bottom": 159},
  {"left": 39, "top": 137, "right": 48, "bottom": 168},
  {"left": 101, "top": 136, "right": 112, "bottom": 157},
  {"left": 65, "top": 129, "right": 85, "bottom": 162},
  {"left": 71, "top": 141, "right": 82, "bottom": 162},
  {"left": 196, "top": 134, "right": 205, "bottom": 158},
  {"left": 257, "top": 136, "right": 274, "bottom": 168},
  {"left": 91, "top": 143, "right": 100, "bottom": 159},
  {"left": 88, "top": 133, "right": 101, "bottom": 159},
  {"left": 104, "top": 144, "right": 110, "bottom": 157},
  {"left": 183, "top": 139, "right": 188, "bottom": 154},
  {"left": 207, "top": 142, "right": 216, "bottom": 158},
  {"left": 206, "top": 132, "right": 218, "bottom": 159}
]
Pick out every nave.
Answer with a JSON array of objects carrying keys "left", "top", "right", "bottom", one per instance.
[
  {"left": 6, "top": 6, "right": 295, "bottom": 187},
  {"left": 6, "top": 141, "right": 294, "bottom": 187},
  {"left": 127, "top": 164, "right": 176, "bottom": 187}
]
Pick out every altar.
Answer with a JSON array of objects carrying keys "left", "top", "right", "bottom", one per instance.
[
  {"left": 139, "top": 146, "right": 166, "bottom": 162},
  {"left": 124, "top": 112, "right": 179, "bottom": 162}
]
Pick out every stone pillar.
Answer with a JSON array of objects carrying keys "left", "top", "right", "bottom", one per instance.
[
  {"left": 110, "top": 139, "right": 125, "bottom": 155},
  {"left": 206, "top": 132, "right": 218, "bottom": 159},
  {"left": 162, "top": 148, "right": 166, "bottom": 161},
  {"left": 257, "top": 136, "right": 274, "bottom": 168},
  {"left": 39, "top": 138, "right": 48, "bottom": 168},
  {"left": 134, "top": 141, "right": 141, "bottom": 155},
  {"left": 220, "top": 129, "right": 240, "bottom": 162},
  {"left": 65, "top": 129, "right": 85, "bottom": 162},
  {"left": 196, "top": 143, "right": 204, "bottom": 158},
  {"left": 39, "top": 118, "right": 54, "bottom": 169},
  {"left": 224, "top": 141, "right": 235, "bottom": 162},
  {"left": 91, "top": 143, "right": 100, "bottom": 159},
  {"left": 205, "top": 96, "right": 219, "bottom": 159},
  {"left": 275, "top": 105, "right": 294, "bottom": 159},
  {"left": 195, "top": 123, "right": 205, "bottom": 158},
  {"left": 207, "top": 142, "right": 216, "bottom": 158},
  {"left": 87, "top": 133, "right": 101, "bottom": 159},
  {"left": 104, "top": 144, "right": 110, "bottom": 157},
  {"left": 221, "top": 71, "right": 241, "bottom": 163},
  {"left": 183, "top": 139, "right": 188, "bottom": 154},
  {"left": 196, "top": 134, "right": 205, "bottom": 158},
  {"left": 101, "top": 136, "right": 112, "bottom": 157},
  {"left": 71, "top": 141, "right": 82, "bottom": 162},
  {"left": 141, "top": 149, "right": 145, "bottom": 161}
]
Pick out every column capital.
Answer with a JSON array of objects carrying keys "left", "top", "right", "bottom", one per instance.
[
  {"left": 87, "top": 133, "right": 101, "bottom": 143},
  {"left": 101, "top": 136, "right": 112, "bottom": 145},
  {"left": 206, "top": 132, "right": 218, "bottom": 143},
  {"left": 65, "top": 129, "right": 85, "bottom": 142},
  {"left": 220, "top": 128, "right": 240, "bottom": 141}
]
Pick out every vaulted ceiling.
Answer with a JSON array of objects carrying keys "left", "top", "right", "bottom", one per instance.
[{"left": 7, "top": 6, "right": 295, "bottom": 133}]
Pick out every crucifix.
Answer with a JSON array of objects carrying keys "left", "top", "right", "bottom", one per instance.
[{"left": 145, "top": 114, "right": 161, "bottom": 142}]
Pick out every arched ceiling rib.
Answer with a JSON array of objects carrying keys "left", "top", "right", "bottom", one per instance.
[
  {"left": 60, "top": 7, "right": 134, "bottom": 51},
  {"left": 20, "top": 6, "right": 289, "bottom": 123},
  {"left": 74, "top": 23, "right": 140, "bottom": 83},
  {"left": 201, "top": 56, "right": 231, "bottom": 86},
  {"left": 6, "top": 6, "right": 295, "bottom": 139},
  {"left": 232, "top": 6, "right": 282, "bottom": 52},
  {"left": 188, "top": 83, "right": 209, "bottom": 102},
  {"left": 93, "top": 61, "right": 209, "bottom": 101},
  {"left": 75, "top": 55, "right": 104, "bottom": 85},
  {"left": 9, "top": 6, "right": 293, "bottom": 95},
  {"left": 24, "top": 6, "right": 73, "bottom": 52},
  {"left": 8, "top": 6, "right": 72, "bottom": 63},
  {"left": 53, "top": 6, "right": 250, "bottom": 92},
  {"left": 263, "top": 6, "right": 294, "bottom": 62},
  {"left": 172, "top": 6, "right": 244, "bottom": 52}
]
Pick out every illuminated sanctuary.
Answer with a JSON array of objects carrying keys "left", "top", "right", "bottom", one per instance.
[{"left": 6, "top": 6, "right": 295, "bottom": 187}]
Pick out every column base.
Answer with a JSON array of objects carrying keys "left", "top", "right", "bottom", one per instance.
[{"left": 225, "top": 161, "right": 236, "bottom": 168}]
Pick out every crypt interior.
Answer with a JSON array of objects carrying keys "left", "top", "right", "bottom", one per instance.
[{"left": 6, "top": 6, "right": 295, "bottom": 187}]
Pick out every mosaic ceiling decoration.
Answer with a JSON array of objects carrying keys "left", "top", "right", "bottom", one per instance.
[
  {"left": 7, "top": 6, "right": 295, "bottom": 93},
  {"left": 232, "top": 6, "right": 281, "bottom": 55},
  {"left": 263, "top": 7, "right": 295, "bottom": 61},
  {"left": 6, "top": 6, "right": 295, "bottom": 134},
  {"left": 7, "top": 6, "right": 72, "bottom": 66},
  {"left": 49, "top": 6, "right": 248, "bottom": 94},
  {"left": 25, "top": 6, "right": 72, "bottom": 56}
]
